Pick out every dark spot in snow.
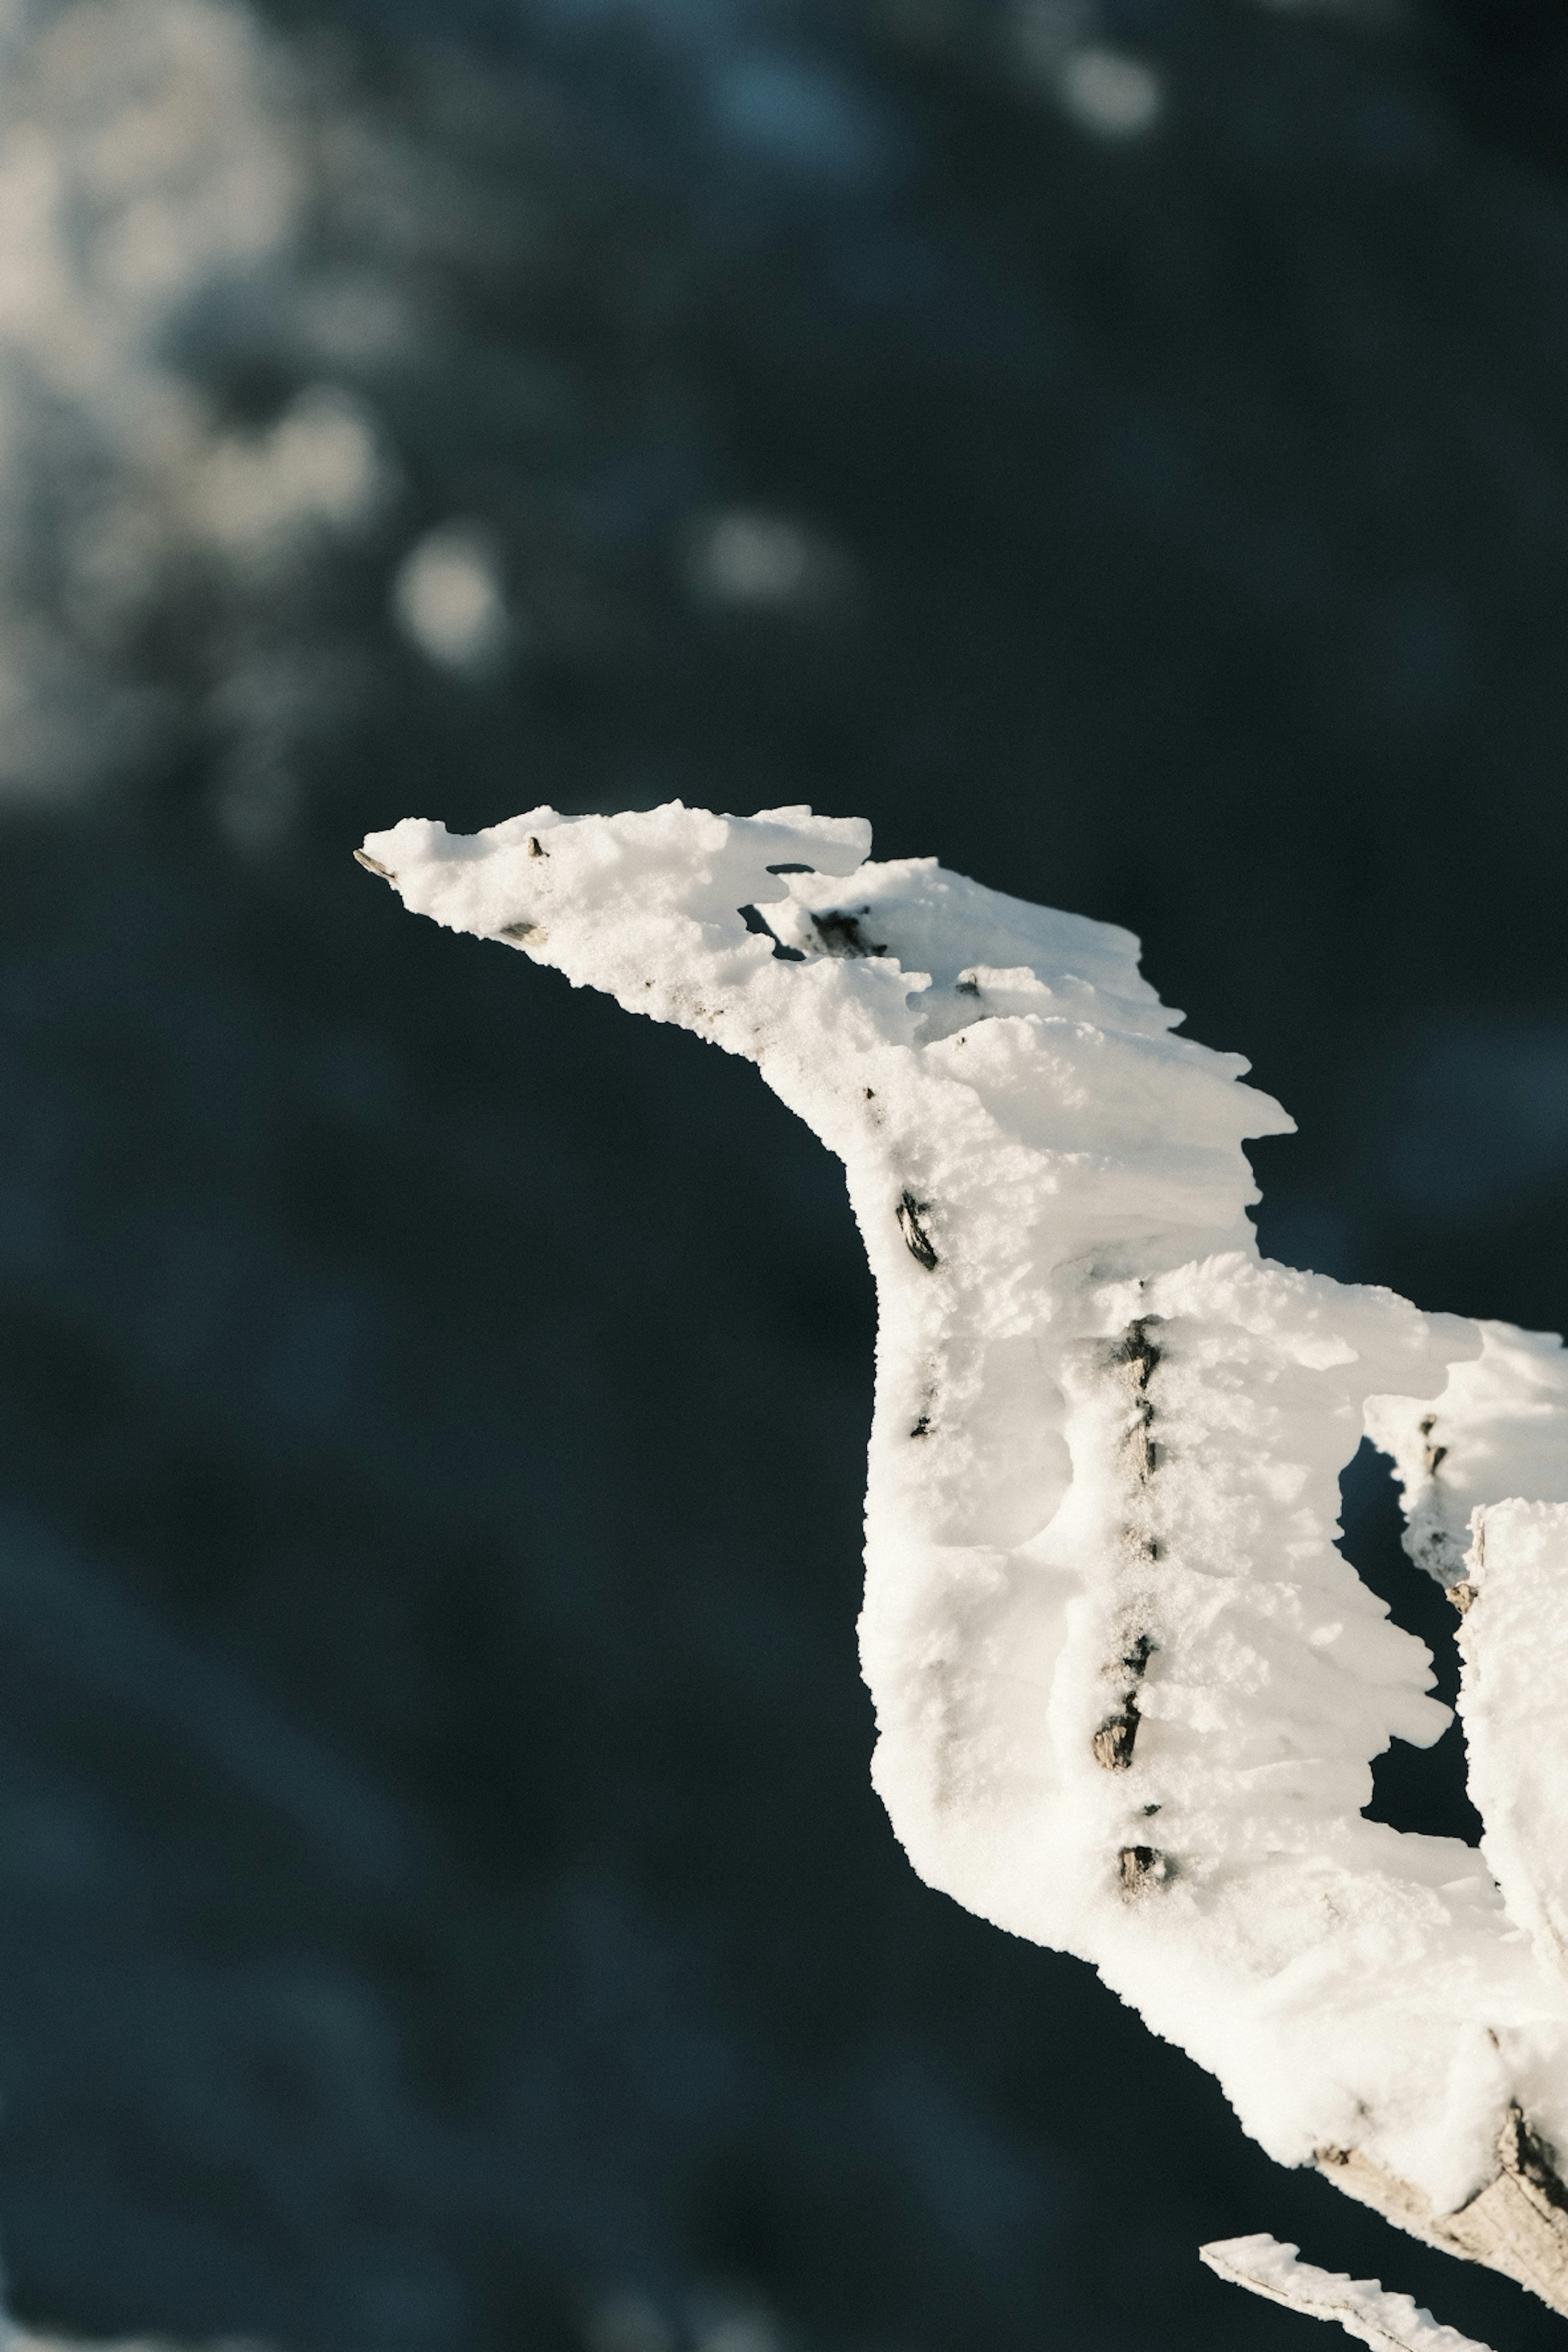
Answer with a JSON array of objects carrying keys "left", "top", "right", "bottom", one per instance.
[
  {"left": 1118, "top": 1844, "right": 1167, "bottom": 1895},
  {"left": 1114, "top": 1320, "right": 1161, "bottom": 1484},
  {"left": 1419, "top": 1413, "right": 1448, "bottom": 1477},
  {"left": 956, "top": 976, "right": 982, "bottom": 998},
  {"left": 910, "top": 1413, "right": 930, "bottom": 1439},
  {"left": 498, "top": 920, "right": 537, "bottom": 940},
  {"left": 527, "top": 835, "right": 548, "bottom": 857},
  {"left": 896, "top": 1190, "right": 938, "bottom": 1269},
  {"left": 1114, "top": 1319, "right": 1161, "bottom": 1389},
  {"left": 766, "top": 862, "right": 814, "bottom": 874},
  {"left": 1094, "top": 1639, "right": 1154, "bottom": 1771},
  {"left": 812, "top": 908, "right": 887, "bottom": 957},
  {"left": 1092, "top": 1710, "right": 1138, "bottom": 1771}
]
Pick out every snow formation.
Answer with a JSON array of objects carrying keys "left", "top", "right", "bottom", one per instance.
[
  {"left": 360, "top": 799, "right": 1568, "bottom": 2301},
  {"left": 1200, "top": 2235, "right": 1493, "bottom": 2351}
]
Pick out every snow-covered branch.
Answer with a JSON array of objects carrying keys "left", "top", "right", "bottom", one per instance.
[
  {"left": 1200, "top": 2235, "right": 1492, "bottom": 2351},
  {"left": 358, "top": 802, "right": 1568, "bottom": 2318}
]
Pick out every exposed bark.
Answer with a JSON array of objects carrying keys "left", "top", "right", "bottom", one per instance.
[{"left": 1317, "top": 2110, "right": 1568, "bottom": 2318}]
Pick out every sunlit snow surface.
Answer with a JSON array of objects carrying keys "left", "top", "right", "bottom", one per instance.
[{"left": 365, "top": 798, "right": 1568, "bottom": 2244}]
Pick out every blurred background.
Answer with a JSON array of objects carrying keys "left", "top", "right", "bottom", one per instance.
[{"left": 2, "top": 0, "right": 1568, "bottom": 2344}]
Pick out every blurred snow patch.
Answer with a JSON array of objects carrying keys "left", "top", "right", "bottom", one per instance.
[
  {"left": 0, "top": 0, "right": 385, "bottom": 799},
  {"left": 1056, "top": 45, "right": 1163, "bottom": 136},
  {"left": 192, "top": 387, "right": 388, "bottom": 566},
  {"left": 3, "top": 0, "right": 299, "bottom": 359},
  {"left": 681, "top": 507, "right": 847, "bottom": 611},
  {"left": 691, "top": 2311, "right": 780, "bottom": 2352},
  {"left": 393, "top": 522, "right": 513, "bottom": 674},
  {"left": 582, "top": 2294, "right": 675, "bottom": 2352},
  {"left": 11, "top": 2337, "right": 270, "bottom": 2352},
  {"left": 1008, "top": 6, "right": 1163, "bottom": 137},
  {"left": 581, "top": 2294, "right": 782, "bottom": 2352}
]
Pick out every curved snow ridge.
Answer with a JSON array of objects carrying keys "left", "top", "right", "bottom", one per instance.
[{"left": 361, "top": 800, "right": 1568, "bottom": 2260}]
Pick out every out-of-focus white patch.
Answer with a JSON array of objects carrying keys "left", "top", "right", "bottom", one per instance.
[
  {"left": 0, "top": 0, "right": 403, "bottom": 803},
  {"left": 1006, "top": 7, "right": 1163, "bottom": 141},
  {"left": 681, "top": 508, "right": 846, "bottom": 612},
  {"left": 1054, "top": 44, "right": 1163, "bottom": 136},
  {"left": 392, "top": 522, "right": 513, "bottom": 674},
  {"left": 691, "top": 2310, "right": 780, "bottom": 2352},
  {"left": 0, "top": 0, "right": 299, "bottom": 394},
  {"left": 192, "top": 386, "right": 388, "bottom": 565},
  {"left": 10, "top": 2337, "right": 270, "bottom": 2352},
  {"left": 581, "top": 2293, "right": 675, "bottom": 2352}
]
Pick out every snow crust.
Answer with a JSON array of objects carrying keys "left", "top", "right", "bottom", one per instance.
[
  {"left": 1200, "top": 2235, "right": 1494, "bottom": 2351},
  {"left": 361, "top": 800, "right": 1568, "bottom": 2225}
]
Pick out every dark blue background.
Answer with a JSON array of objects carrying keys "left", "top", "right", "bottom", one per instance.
[{"left": 6, "top": 0, "right": 1568, "bottom": 2345}]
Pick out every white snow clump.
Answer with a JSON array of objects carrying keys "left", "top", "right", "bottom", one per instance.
[{"left": 358, "top": 799, "right": 1568, "bottom": 2313}]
